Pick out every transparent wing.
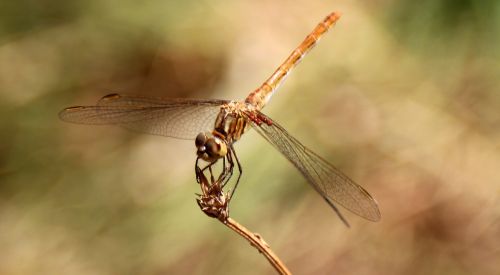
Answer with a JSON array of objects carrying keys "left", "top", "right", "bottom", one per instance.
[
  {"left": 248, "top": 110, "right": 381, "bottom": 222},
  {"left": 59, "top": 93, "right": 229, "bottom": 140}
]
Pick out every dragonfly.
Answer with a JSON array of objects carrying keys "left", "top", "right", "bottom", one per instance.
[{"left": 59, "top": 12, "right": 381, "bottom": 226}]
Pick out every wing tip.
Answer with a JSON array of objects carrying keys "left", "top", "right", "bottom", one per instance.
[
  {"left": 326, "top": 197, "right": 382, "bottom": 223},
  {"left": 368, "top": 209, "right": 382, "bottom": 222},
  {"left": 358, "top": 199, "right": 382, "bottom": 222},
  {"left": 58, "top": 106, "right": 84, "bottom": 121},
  {"left": 100, "top": 93, "right": 121, "bottom": 101},
  {"left": 368, "top": 198, "right": 382, "bottom": 222}
]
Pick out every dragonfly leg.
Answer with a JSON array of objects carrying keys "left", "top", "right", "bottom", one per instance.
[
  {"left": 195, "top": 162, "right": 210, "bottom": 197},
  {"left": 220, "top": 150, "right": 235, "bottom": 188},
  {"left": 218, "top": 156, "right": 231, "bottom": 185},
  {"left": 200, "top": 160, "right": 217, "bottom": 174},
  {"left": 208, "top": 165, "right": 215, "bottom": 184},
  {"left": 228, "top": 144, "right": 243, "bottom": 200},
  {"left": 195, "top": 157, "right": 202, "bottom": 183},
  {"left": 222, "top": 147, "right": 234, "bottom": 188},
  {"left": 196, "top": 157, "right": 218, "bottom": 185}
]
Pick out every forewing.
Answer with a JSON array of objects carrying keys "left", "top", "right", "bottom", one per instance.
[
  {"left": 59, "top": 93, "right": 229, "bottom": 140},
  {"left": 248, "top": 110, "right": 381, "bottom": 222}
]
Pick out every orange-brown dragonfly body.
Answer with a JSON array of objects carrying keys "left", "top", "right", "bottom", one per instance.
[{"left": 60, "top": 12, "right": 380, "bottom": 226}]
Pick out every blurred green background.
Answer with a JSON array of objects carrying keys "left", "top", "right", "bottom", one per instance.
[{"left": 1, "top": 0, "right": 499, "bottom": 274}]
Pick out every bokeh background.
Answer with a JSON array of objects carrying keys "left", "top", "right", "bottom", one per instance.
[{"left": 1, "top": 0, "right": 499, "bottom": 274}]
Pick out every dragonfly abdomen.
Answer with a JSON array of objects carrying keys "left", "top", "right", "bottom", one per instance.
[{"left": 245, "top": 12, "right": 341, "bottom": 110}]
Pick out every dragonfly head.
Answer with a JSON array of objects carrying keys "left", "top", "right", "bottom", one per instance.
[{"left": 195, "top": 132, "right": 227, "bottom": 162}]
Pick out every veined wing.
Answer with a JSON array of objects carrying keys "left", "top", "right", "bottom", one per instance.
[
  {"left": 247, "top": 110, "right": 381, "bottom": 222},
  {"left": 59, "top": 93, "right": 229, "bottom": 140}
]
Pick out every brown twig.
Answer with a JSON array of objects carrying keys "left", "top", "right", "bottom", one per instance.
[
  {"left": 195, "top": 166, "right": 291, "bottom": 275},
  {"left": 223, "top": 217, "right": 291, "bottom": 275}
]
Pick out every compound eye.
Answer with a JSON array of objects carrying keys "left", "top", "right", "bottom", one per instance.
[
  {"left": 195, "top": 133, "right": 207, "bottom": 147},
  {"left": 205, "top": 139, "right": 220, "bottom": 154}
]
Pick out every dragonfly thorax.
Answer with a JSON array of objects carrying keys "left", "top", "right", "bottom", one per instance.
[
  {"left": 214, "top": 102, "right": 251, "bottom": 143},
  {"left": 195, "top": 132, "right": 228, "bottom": 162}
]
